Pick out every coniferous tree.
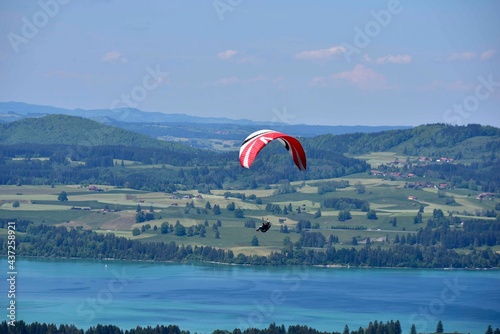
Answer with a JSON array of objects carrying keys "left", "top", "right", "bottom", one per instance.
[
  {"left": 160, "top": 222, "right": 169, "bottom": 234},
  {"left": 436, "top": 320, "right": 444, "bottom": 333},
  {"left": 212, "top": 204, "right": 221, "bottom": 215},
  {"left": 251, "top": 236, "right": 259, "bottom": 246},
  {"left": 58, "top": 191, "right": 68, "bottom": 202},
  {"left": 174, "top": 221, "right": 186, "bottom": 236},
  {"left": 394, "top": 320, "right": 402, "bottom": 334},
  {"left": 366, "top": 209, "right": 378, "bottom": 220},
  {"left": 433, "top": 209, "right": 445, "bottom": 219},
  {"left": 338, "top": 210, "right": 352, "bottom": 221},
  {"left": 234, "top": 208, "right": 245, "bottom": 218}
]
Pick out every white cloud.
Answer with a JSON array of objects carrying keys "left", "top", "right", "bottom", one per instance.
[
  {"left": 332, "top": 65, "right": 388, "bottom": 90},
  {"left": 447, "top": 51, "right": 477, "bottom": 61},
  {"left": 211, "top": 76, "right": 241, "bottom": 86},
  {"left": 480, "top": 49, "right": 495, "bottom": 60},
  {"left": 247, "top": 75, "right": 267, "bottom": 83},
  {"left": 217, "top": 50, "right": 238, "bottom": 60},
  {"left": 295, "top": 45, "right": 346, "bottom": 60},
  {"left": 101, "top": 51, "right": 127, "bottom": 63},
  {"left": 308, "top": 76, "right": 329, "bottom": 87},
  {"left": 364, "top": 54, "right": 412, "bottom": 64},
  {"left": 209, "top": 75, "right": 285, "bottom": 87},
  {"left": 430, "top": 80, "right": 475, "bottom": 91},
  {"left": 216, "top": 50, "right": 262, "bottom": 64}
]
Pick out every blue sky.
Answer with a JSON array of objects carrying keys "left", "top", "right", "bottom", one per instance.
[{"left": 0, "top": 0, "right": 499, "bottom": 127}]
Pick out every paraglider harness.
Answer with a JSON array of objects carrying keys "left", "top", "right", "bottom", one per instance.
[{"left": 256, "top": 219, "right": 272, "bottom": 233}]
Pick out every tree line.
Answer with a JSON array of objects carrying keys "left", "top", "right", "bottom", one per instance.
[
  {"left": 393, "top": 217, "right": 500, "bottom": 249},
  {"left": 0, "top": 142, "right": 370, "bottom": 191},
  {"left": 305, "top": 123, "right": 499, "bottom": 158},
  {"left": 2, "top": 126, "right": 498, "bottom": 192},
  {"left": 411, "top": 160, "right": 499, "bottom": 193},
  {"left": 2, "top": 223, "right": 499, "bottom": 268},
  {"left": 3, "top": 320, "right": 500, "bottom": 334}
]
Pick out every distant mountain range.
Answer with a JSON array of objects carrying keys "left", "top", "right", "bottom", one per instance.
[
  {"left": 1, "top": 112, "right": 498, "bottom": 162},
  {"left": 1, "top": 102, "right": 499, "bottom": 161},
  {"left": 0, "top": 102, "right": 412, "bottom": 138},
  {"left": 0, "top": 101, "right": 257, "bottom": 125}
]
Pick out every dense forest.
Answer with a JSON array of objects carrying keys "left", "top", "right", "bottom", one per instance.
[
  {"left": 306, "top": 123, "right": 500, "bottom": 158},
  {"left": 0, "top": 143, "right": 370, "bottom": 190},
  {"left": 0, "top": 114, "right": 190, "bottom": 149},
  {"left": 3, "top": 320, "right": 500, "bottom": 334},
  {"left": 1, "top": 118, "right": 498, "bottom": 192},
  {"left": 2, "top": 216, "right": 499, "bottom": 268}
]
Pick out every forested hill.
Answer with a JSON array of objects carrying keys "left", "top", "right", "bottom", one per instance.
[
  {"left": 0, "top": 114, "right": 192, "bottom": 151},
  {"left": 306, "top": 123, "right": 500, "bottom": 159},
  {"left": 2, "top": 116, "right": 498, "bottom": 161}
]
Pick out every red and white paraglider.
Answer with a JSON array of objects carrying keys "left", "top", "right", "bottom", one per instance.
[{"left": 239, "top": 129, "right": 307, "bottom": 171}]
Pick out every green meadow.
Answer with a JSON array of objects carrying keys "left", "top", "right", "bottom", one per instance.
[{"left": 0, "top": 171, "right": 496, "bottom": 256}]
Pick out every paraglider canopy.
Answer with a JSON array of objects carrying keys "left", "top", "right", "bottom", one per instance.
[{"left": 239, "top": 129, "right": 307, "bottom": 171}]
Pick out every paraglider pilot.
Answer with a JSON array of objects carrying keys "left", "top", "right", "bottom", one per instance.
[{"left": 256, "top": 218, "right": 271, "bottom": 233}]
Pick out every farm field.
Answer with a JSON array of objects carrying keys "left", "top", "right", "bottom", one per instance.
[{"left": 0, "top": 173, "right": 496, "bottom": 256}]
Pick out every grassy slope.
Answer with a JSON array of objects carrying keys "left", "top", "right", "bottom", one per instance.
[
  {"left": 1, "top": 173, "right": 496, "bottom": 256},
  {"left": 1, "top": 121, "right": 498, "bottom": 255}
]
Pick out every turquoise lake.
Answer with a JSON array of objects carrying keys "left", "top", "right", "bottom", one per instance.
[{"left": 1, "top": 258, "right": 499, "bottom": 333}]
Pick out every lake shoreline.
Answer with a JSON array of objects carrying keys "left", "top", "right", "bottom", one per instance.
[{"left": 5, "top": 254, "right": 500, "bottom": 271}]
